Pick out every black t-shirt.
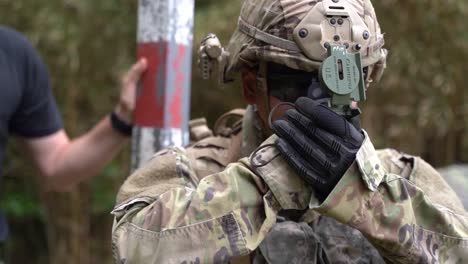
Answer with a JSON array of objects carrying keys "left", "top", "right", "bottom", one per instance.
[{"left": 0, "top": 26, "right": 62, "bottom": 239}]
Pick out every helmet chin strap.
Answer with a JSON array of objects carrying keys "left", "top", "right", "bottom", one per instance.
[{"left": 268, "top": 102, "right": 295, "bottom": 131}]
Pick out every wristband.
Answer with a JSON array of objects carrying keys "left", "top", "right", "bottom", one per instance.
[{"left": 110, "top": 111, "right": 133, "bottom": 136}]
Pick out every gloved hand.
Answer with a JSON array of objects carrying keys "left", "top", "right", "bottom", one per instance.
[{"left": 272, "top": 97, "right": 364, "bottom": 201}]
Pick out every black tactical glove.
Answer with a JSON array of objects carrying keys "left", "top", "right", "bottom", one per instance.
[{"left": 272, "top": 97, "right": 364, "bottom": 201}]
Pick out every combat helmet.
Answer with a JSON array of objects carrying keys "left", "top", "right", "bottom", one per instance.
[
  {"left": 230, "top": 0, "right": 387, "bottom": 83},
  {"left": 200, "top": 0, "right": 387, "bottom": 87}
]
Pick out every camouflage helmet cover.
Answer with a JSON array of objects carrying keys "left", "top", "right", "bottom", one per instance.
[{"left": 227, "top": 0, "right": 388, "bottom": 82}]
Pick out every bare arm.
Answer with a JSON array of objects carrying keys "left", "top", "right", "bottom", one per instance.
[
  {"left": 23, "top": 121, "right": 126, "bottom": 192},
  {"left": 22, "top": 59, "right": 147, "bottom": 192}
]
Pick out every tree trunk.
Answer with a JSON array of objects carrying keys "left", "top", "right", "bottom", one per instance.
[
  {"left": 40, "top": 185, "right": 90, "bottom": 264},
  {"left": 40, "top": 83, "right": 91, "bottom": 264}
]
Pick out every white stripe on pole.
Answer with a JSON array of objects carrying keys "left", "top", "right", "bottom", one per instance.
[
  {"left": 138, "top": 0, "right": 194, "bottom": 45},
  {"left": 131, "top": 0, "right": 194, "bottom": 171}
]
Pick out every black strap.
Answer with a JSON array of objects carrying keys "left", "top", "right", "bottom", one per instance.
[{"left": 110, "top": 111, "right": 133, "bottom": 136}]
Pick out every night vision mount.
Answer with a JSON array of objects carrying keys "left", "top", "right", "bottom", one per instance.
[{"left": 198, "top": 34, "right": 230, "bottom": 84}]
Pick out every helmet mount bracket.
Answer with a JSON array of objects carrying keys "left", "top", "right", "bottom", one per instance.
[{"left": 293, "top": 0, "right": 371, "bottom": 63}]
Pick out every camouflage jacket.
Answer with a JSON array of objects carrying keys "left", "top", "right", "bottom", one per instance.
[{"left": 112, "top": 106, "right": 468, "bottom": 264}]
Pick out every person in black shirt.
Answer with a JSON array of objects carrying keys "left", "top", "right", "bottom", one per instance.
[{"left": 0, "top": 26, "right": 147, "bottom": 239}]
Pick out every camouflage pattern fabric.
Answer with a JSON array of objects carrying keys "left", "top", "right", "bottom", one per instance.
[
  {"left": 226, "top": 0, "right": 387, "bottom": 76},
  {"left": 255, "top": 221, "right": 331, "bottom": 264},
  {"left": 377, "top": 149, "right": 466, "bottom": 215},
  {"left": 254, "top": 216, "right": 385, "bottom": 264},
  {"left": 112, "top": 107, "right": 468, "bottom": 263}
]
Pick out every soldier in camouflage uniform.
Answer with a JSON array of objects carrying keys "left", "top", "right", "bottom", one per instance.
[{"left": 112, "top": 0, "right": 468, "bottom": 263}]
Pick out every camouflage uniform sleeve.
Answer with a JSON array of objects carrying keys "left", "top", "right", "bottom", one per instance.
[
  {"left": 111, "top": 146, "right": 282, "bottom": 263},
  {"left": 253, "top": 132, "right": 468, "bottom": 263},
  {"left": 316, "top": 134, "right": 468, "bottom": 263}
]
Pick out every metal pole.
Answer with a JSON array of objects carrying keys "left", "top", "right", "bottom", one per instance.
[{"left": 132, "top": 0, "right": 194, "bottom": 171}]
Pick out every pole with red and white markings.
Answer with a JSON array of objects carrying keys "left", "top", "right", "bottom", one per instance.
[{"left": 131, "top": 0, "right": 194, "bottom": 171}]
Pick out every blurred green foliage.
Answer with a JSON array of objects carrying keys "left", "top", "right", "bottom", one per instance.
[
  {"left": 0, "top": 0, "right": 137, "bottom": 206},
  {"left": 0, "top": 0, "right": 466, "bottom": 263},
  {"left": 365, "top": 0, "right": 468, "bottom": 164}
]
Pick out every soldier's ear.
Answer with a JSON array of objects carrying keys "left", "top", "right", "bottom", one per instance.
[{"left": 241, "top": 68, "right": 257, "bottom": 104}]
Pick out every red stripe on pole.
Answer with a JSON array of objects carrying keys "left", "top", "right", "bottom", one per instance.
[
  {"left": 132, "top": 0, "right": 194, "bottom": 171},
  {"left": 135, "top": 42, "right": 167, "bottom": 127},
  {"left": 169, "top": 44, "right": 187, "bottom": 128}
]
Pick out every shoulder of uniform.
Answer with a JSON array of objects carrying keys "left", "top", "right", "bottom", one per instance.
[
  {"left": 213, "top": 108, "right": 245, "bottom": 136},
  {"left": 117, "top": 109, "right": 247, "bottom": 206},
  {"left": 411, "top": 156, "right": 465, "bottom": 213},
  {"left": 376, "top": 148, "right": 414, "bottom": 178},
  {"left": 189, "top": 118, "right": 213, "bottom": 142},
  {"left": 188, "top": 108, "right": 245, "bottom": 142},
  {"left": 376, "top": 148, "right": 441, "bottom": 179},
  {"left": 187, "top": 108, "right": 246, "bottom": 180},
  {"left": 116, "top": 146, "right": 195, "bottom": 206},
  {"left": 376, "top": 148, "right": 440, "bottom": 178},
  {"left": 187, "top": 108, "right": 246, "bottom": 155},
  {"left": 187, "top": 132, "right": 243, "bottom": 181},
  {"left": 377, "top": 148, "right": 465, "bottom": 213}
]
